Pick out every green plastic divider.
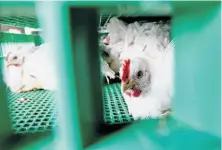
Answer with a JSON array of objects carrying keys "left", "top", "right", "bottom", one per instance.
[
  {"left": 0, "top": 31, "right": 128, "bottom": 136},
  {"left": 0, "top": 32, "right": 42, "bottom": 44},
  {"left": 0, "top": 2, "right": 39, "bottom": 28},
  {"left": 0, "top": 16, "right": 39, "bottom": 28},
  {"left": 0, "top": 32, "right": 43, "bottom": 48},
  {"left": 0, "top": 1, "right": 220, "bottom": 150},
  {"left": 0, "top": 1, "right": 36, "bottom": 17}
]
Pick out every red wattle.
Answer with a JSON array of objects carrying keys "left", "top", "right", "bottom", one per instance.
[
  {"left": 125, "top": 89, "right": 142, "bottom": 98},
  {"left": 132, "top": 89, "right": 142, "bottom": 97}
]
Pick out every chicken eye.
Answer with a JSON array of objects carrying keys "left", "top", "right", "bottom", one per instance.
[
  {"left": 137, "top": 70, "right": 143, "bottom": 79},
  {"left": 12, "top": 56, "right": 17, "bottom": 60}
]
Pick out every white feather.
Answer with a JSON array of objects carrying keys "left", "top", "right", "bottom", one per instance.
[
  {"left": 106, "top": 17, "right": 127, "bottom": 45},
  {"left": 23, "top": 43, "right": 58, "bottom": 91},
  {"left": 3, "top": 64, "right": 23, "bottom": 92}
]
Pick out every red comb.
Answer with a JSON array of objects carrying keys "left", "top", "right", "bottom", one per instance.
[{"left": 121, "top": 59, "right": 130, "bottom": 82}]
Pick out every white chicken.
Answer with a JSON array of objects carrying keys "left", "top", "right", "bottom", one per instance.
[
  {"left": 118, "top": 18, "right": 173, "bottom": 120},
  {"left": 100, "top": 17, "right": 171, "bottom": 86},
  {"left": 23, "top": 43, "right": 58, "bottom": 91},
  {"left": 103, "top": 17, "right": 127, "bottom": 45},
  {"left": 3, "top": 43, "right": 58, "bottom": 93},
  {"left": 3, "top": 45, "right": 39, "bottom": 93},
  {"left": 99, "top": 41, "right": 116, "bottom": 83},
  {"left": 100, "top": 17, "right": 127, "bottom": 83},
  {"left": 119, "top": 39, "right": 174, "bottom": 120}
]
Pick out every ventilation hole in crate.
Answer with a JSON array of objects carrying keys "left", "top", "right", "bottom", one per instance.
[
  {"left": 14, "top": 117, "right": 20, "bottom": 120},
  {"left": 27, "top": 120, "right": 33, "bottom": 123},
  {"left": 23, "top": 124, "right": 30, "bottom": 127},
  {"left": 47, "top": 126, "right": 52, "bottom": 130},
  {"left": 26, "top": 113, "right": 31, "bottom": 115},
  {"left": 36, "top": 118, "right": 42, "bottom": 122},
  {"left": 29, "top": 127, "right": 35, "bottom": 131},
  {"left": 123, "top": 119, "right": 128, "bottom": 122},
  {"left": 43, "top": 118, "right": 48, "bottom": 122},
  {"left": 38, "top": 115, "right": 44, "bottom": 118},
  {"left": 30, "top": 116, "right": 36, "bottom": 119},
  {"left": 41, "top": 122, "right": 46, "bottom": 126},
  {"left": 38, "top": 127, "right": 44, "bottom": 130},
  {"left": 32, "top": 122, "right": 38, "bottom": 126},
  {"left": 121, "top": 111, "right": 126, "bottom": 115},
  {"left": 15, "top": 125, "right": 21, "bottom": 128},
  {"left": 19, "top": 120, "right": 24, "bottom": 124},
  {"left": 19, "top": 128, "right": 26, "bottom": 132}
]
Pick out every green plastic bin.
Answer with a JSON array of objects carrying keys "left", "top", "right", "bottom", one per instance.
[{"left": 0, "top": 1, "right": 220, "bottom": 150}]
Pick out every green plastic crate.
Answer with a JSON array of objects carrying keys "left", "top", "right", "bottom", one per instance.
[
  {"left": 0, "top": 1, "right": 220, "bottom": 150},
  {"left": 0, "top": 19, "right": 132, "bottom": 135}
]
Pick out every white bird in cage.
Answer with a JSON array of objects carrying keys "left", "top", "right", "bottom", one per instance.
[
  {"left": 100, "top": 17, "right": 171, "bottom": 84},
  {"left": 99, "top": 41, "right": 123, "bottom": 83},
  {"left": 119, "top": 36, "right": 174, "bottom": 121},
  {"left": 99, "top": 17, "right": 128, "bottom": 83},
  {"left": 3, "top": 43, "right": 58, "bottom": 93},
  {"left": 3, "top": 45, "right": 37, "bottom": 93},
  {"left": 103, "top": 17, "right": 127, "bottom": 45},
  {"left": 112, "top": 17, "right": 174, "bottom": 122}
]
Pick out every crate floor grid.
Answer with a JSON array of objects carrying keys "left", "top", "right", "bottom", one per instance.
[
  {"left": 7, "top": 83, "right": 133, "bottom": 134},
  {"left": 7, "top": 90, "right": 58, "bottom": 134},
  {"left": 103, "top": 83, "right": 134, "bottom": 124}
]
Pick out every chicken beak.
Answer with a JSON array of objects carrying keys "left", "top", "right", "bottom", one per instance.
[
  {"left": 122, "top": 81, "right": 136, "bottom": 92},
  {"left": 6, "top": 63, "right": 11, "bottom": 68}
]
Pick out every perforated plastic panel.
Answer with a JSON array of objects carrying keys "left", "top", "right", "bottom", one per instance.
[
  {"left": 0, "top": 16, "right": 39, "bottom": 28},
  {"left": 0, "top": 32, "right": 42, "bottom": 44},
  {"left": 7, "top": 90, "right": 58, "bottom": 134},
  {"left": 103, "top": 83, "right": 134, "bottom": 124},
  {"left": 7, "top": 83, "right": 131, "bottom": 134}
]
